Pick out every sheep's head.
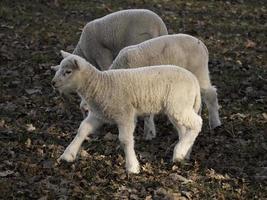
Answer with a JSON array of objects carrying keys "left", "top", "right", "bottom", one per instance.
[{"left": 51, "top": 50, "right": 83, "bottom": 94}]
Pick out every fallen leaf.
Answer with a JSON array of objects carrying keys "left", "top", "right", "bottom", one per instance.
[
  {"left": 169, "top": 173, "right": 193, "bottom": 184},
  {"left": 0, "top": 119, "right": 5, "bottom": 128},
  {"left": 26, "top": 124, "right": 36, "bottom": 132},
  {"left": 230, "top": 113, "right": 247, "bottom": 120},
  {"left": 181, "top": 191, "right": 192, "bottom": 200},
  {"left": 245, "top": 39, "right": 256, "bottom": 48},
  {"left": 25, "top": 138, "right": 31, "bottom": 148},
  {"left": 80, "top": 149, "right": 90, "bottom": 158},
  {"left": 0, "top": 170, "right": 14, "bottom": 177},
  {"left": 206, "top": 169, "right": 228, "bottom": 180},
  {"left": 144, "top": 195, "right": 152, "bottom": 200},
  {"left": 25, "top": 88, "right": 42, "bottom": 95}
]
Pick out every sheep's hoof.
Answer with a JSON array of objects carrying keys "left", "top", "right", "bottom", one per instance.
[
  {"left": 126, "top": 164, "right": 140, "bottom": 174},
  {"left": 58, "top": 151, "right": 76, "bottom": 163},
  {"left": 210, "top": 119, "right": 222, "bottom": 130},
  {"left": 172, "top": 156, "right": 186, "bottom": 163},
  {"left": 144, "top": 130, "right": 156, "bottom": 141},
  {"left": 184, "top": 153, "right": 191, "bottom": 160}
]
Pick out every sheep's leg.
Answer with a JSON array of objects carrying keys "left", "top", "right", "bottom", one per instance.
[
  {"left": 202, "top": 86, "right": 221, "bottom": 129},
  {"left": 118, "top": 120, "right": 140, "bottom": 174},
  {"left": 168, "top": 112, "right": 202, "bottom": 162},
  {"left": 144, "top": 115, "right": 156, "bottom": 140},
  {"left": 59, "top": 113, "right": 103, "bottom": 162},
  {"left": 95, "top": 47, "right": 113, "bottom": 70},
  {"left": 172, "top": 127, "right": 199, "bottom": 162},
  {"left": 176, "top": 125, "right": 193, "bottom": 160}
]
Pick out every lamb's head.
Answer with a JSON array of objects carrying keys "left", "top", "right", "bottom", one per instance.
[{"left": 51, "top": 50, "right": 85, "bottom": 94}]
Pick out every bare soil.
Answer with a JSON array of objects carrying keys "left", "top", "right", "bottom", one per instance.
[{"left": 0, "top": 0, "right": 266, "bottom": 199}]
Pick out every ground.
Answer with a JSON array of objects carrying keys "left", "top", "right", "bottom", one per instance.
[{"left": 0, "top": 0, "right": 266, "bottom": 199}]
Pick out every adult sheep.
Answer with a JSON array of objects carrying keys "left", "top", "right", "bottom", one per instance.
[
  {"left": 110, "top": 34, "right": 221, "bottom": 138},
  {"left": 52, "top": 51, "right": 202, "bottom": 174}
]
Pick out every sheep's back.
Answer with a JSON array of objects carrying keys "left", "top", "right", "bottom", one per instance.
[
  {"left": 94, "top": 9, "right": 167, "bottom": 54},
  {"left": 112, "top": 34, "right": 210, "bottom": 88},
  {"left": 106, "top": 65, "right": 198, "bottom": 115}
]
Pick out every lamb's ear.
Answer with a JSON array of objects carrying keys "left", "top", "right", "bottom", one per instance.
[
  {"left": 60, "top": 50, "right": 72, "bottom": 58},
  {"left": 51, "top": 65, "right": 60, "bottom": 71},
  {"left": 72, "top": 58, "right": 80, "bottom": 70}
]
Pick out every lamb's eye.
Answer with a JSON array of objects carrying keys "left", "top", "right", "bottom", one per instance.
[{"left": 64, "top": 69, "right": 72, "bottom": 75}]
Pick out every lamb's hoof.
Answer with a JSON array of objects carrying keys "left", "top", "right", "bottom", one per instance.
[
  {"left": 172, "top": 156, "right": 186, "bottom": 163},
  {"left": 211, "top": 124, "right": 225, "bottom": 135},
  {"left": 58, "top": 150, "right": 76, "bottom": 163},
  {"left": 144, "top": 133, "right": 155, "bottom": 141},
  {"left": 210, "top": 120, "right": 222, "bottom": 130},
  {"left": 126, "top": 164, "right": 140, "bottom": 174},
  {"left": 144, "top": 130, "right": 156, "bottom": 141},
  {"left": 184, "top": 153, "right": 191, "bottom": 160}
]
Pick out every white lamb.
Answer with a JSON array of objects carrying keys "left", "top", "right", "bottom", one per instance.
[
  {"left": 52, "top": 51, "right": 202, "bottom": 174},
  {"left": 72, "top": 9, "right": 168, "bottom": 70},
  {"left": 110, "top": 34, "right": 221, "bottom": 139}
]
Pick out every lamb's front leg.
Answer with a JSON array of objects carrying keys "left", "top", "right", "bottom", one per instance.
[
  {"left": 59, "top": 112, "right": 103, "bottom": 162},
  {"left": 118, "top": 120, "right": 140, "bottom": 174}
]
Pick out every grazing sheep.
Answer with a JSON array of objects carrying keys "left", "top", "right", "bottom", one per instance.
[
  {"left": 72, "top": 9, "right": 168, "bottom": 70},
  {"left": 111, "top": 34, "right": 221, "bottom": 138},
  {"left": 52, "top": 51, "right": 202, "bottom": 174}
]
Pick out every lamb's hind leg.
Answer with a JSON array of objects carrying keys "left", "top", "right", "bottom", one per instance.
[
  {"left": 202, "top": 86, "right": 221, "bottom": 129},
  {"left": 168, "top": 111, "right": 202, "bottom": 162},
  {"left": 144, "top": 115, "right": 156, "bottom": 140},
  {"left": 59, "top": 112, "right": 103, "bottom": 162},
  {"left": 118, "top": 118, "right": 140, "bottom": 174},
  {"left": 176, "top": 125, "right": 192, "bottom": 160}
]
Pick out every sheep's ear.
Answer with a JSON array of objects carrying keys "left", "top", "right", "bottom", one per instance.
[
  {"left": 60, "top": 50, "right": 72, "bottom": 58},
  {"left": 51, "top": 65, "right": 60, "bottom": 71},
  {"left": 72, "top": 58, "right": 80, "bottom": 70}
]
